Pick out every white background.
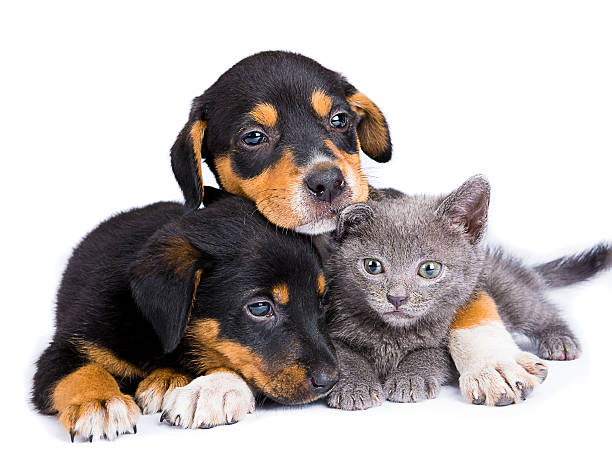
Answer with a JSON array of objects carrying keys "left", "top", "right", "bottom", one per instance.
[{"left": 2, "top": 1, "right": 611, "bottom": 474}]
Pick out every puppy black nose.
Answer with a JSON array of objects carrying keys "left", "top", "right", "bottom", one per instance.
[
  {"left": 387, "top": 294, "right": 408, "bottom": 309},
  {"left": 305, "top": 167, "right": 345, "bottom": 203},
  {"left": 309, "top": 365, "right": 340, "bottom": 394}
]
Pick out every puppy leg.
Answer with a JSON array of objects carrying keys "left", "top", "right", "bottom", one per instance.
[
  {"left": 160, "top": 369, "right": 255, "bottom": 429},
  {"left": 383, "top": 348, "right": 456, "bottom": 403},
  {"left": 135, "top": 368, "right": 191, "bottom": 414},
  {"left": 327, "top": 341, "right": 382, "bottom": 411},
  {"left": 450, "top": 293, "right": 548, "bottom": 406},
  {"left": 53, "top": 364, "right": 140, "bottom": 442}
]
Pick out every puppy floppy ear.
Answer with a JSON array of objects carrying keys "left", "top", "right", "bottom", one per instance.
[
  {"left": 129, "top": 231, "right": 208, "bottom": 353},
  {"left": 336, "top": 203, "right": 375, "bottom": 239},
  {"left": 435, "top": 175, "right": 491, "bottom": 244},
  {"left": 342, "top": 80, "right": 392, "bottom": 163},
  {"left": 171, "top": 95, "right": 208, "bottom": 209}
]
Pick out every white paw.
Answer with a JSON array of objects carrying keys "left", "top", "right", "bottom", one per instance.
[
  {"left": 450, "top": 324, "right": 548, "bottom": 406},
  {"left": 160, "top": 372, "right": 255, "bottom": 429},
  {"left": 60, "top": 395, "right": 140, "bottom": 442}
]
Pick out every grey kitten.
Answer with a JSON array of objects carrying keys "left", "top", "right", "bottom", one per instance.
[{"left": 326, "top": 176, "right": 611, "bottom": 410}]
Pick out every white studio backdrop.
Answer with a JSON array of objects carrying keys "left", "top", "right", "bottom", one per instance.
[{"left": 1, "top": 1, "right": 610, "bottom": 475}]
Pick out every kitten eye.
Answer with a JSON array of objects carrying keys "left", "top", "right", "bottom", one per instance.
[
  {"left": 241, "top": 131, "right": 267, "bottom": 146},
  {"left": 418, "top": 261, "right": 443, "bottom": 279},
  {"left": 245, "top": 301, "right": 275, "bottom": 319},
  {"left": 364, "top": 259, "right": 384, "bottom": 275},
  {"left": 330, "top": 113, "right": 347, "bottom": 128}
]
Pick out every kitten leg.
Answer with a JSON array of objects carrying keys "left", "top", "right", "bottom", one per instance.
[
  {"left": 450, "top": 292, "right": 548, "bottom": 406},
  {"left": 327, "top": 341, "right": 383, "bottom": 411},
  {"left": 383, "top": 348, "right": 456, "bottom": 403}
]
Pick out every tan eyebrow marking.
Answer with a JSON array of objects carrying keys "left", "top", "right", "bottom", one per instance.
[
  {"left": 272, "top": 282, "right": 290, "bottom": 305},
  {"left": 250, "top": 103, "right": 278, "bottom": 127},
  {"left": 311, "top": 89, "right": 333, "bottom": 117},
  {"left": 317, "top": 273, "right": 326, "bottom": 295}
]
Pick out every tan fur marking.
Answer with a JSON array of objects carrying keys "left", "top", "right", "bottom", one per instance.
[
  {"left": 204, "top": 367, "right": 236, "bottom": 375},
  {"left": 135, "top": 368, "right": 191, "bottom": 400},
  {"left": 346, "top": 91, "right": 388, "bottom": 157},
  {"left": 215, "top": 150, "right": 304, "bottom": 229},
  {"left": 272, "top": 282, "right": 290, "bottom": 305},
  {"left": 186, "top": 319, "right": 269, "bottom": 390},
  {"left": 250, "top": 103, "right": 278, "bottom": 127},
  {"left": 451, "top": 292, "right": 503, "bottom": 330},
  {"left": 74, "top": 341, "right": 145, "bottom": 379},
  {"left": 311, "top": 89, "right": 333, "bottom": 117},
  {"left": 189, "top": 120, "right": 207, "bottom": 201},
  {"left": 317, "top": 273, "right": 326, "bottom": 295},
  {"left": 162, "top": 237, "right": 200, "bottom": 278},
  {"left": 53, "top": 365, "right": 123, "bottom": 414},
  {"left": 324, "top": 139, "right": 369, "bottom": 203}
]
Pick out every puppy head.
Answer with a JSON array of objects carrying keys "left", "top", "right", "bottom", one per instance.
[
  {"left": 171, "top": 51, "right": 392, "bottom": 234},
  {"left": 130, "top": 196, "right": 338, "bottom": 404}
]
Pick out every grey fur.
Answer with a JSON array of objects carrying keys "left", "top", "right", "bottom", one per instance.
[{"left": 325, "top": 176, "right": 611, "bottom": 410}]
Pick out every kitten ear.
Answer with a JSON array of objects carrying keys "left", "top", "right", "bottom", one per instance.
[
  {"left": 436, "top": 175, "right": 490, "bottom": 244},
  {"left": 336, "top": 203, "right": 375, "bottom": 239}
]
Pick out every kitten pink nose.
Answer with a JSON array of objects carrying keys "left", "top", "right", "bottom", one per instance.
[{"left": 387, "top": 294, "right": 408, "bottom": 309}]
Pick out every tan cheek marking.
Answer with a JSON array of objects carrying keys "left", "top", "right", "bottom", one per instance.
[
  {"left": 215, "top": 150, "right": 305, "bottom": 229},
  {"left": 272, "top": 282, "right": 290, "bottom": 305},
  {"left": 311, "top": 89, "right": 333, "bottom": 117},
  {"left": 250, "top": 103, "right": 278, "bottom": 127},
  {"left": 346, "top": 91, "right": 389, "bottom": 157},
  {"left": 451, "top": 292, "right": 503, "bottom": 330},
  {"left": 72, "top": 340, "right": 145, "bottom": 379},
  {"left": 265, "top": 363, "right": 311, "bottom": 401},
  {"left": 317, "top": 273, "right": 326, "bottom": 295},
  {"left": 189, "top": 120, "right": 207, "bottom": 201},
  {"left": 323, "top": 139, "right": 369, "bottom": 203},
  {"left": 186, "top": 319, "right": 269, "bottom": 390}
]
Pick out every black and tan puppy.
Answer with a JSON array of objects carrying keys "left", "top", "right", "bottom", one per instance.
[
  {"left": 32, "top": 193, "right": 337, "bottom": 442},
  {"left": 171, "top": 50, "right": 392, "bottom": 234}
]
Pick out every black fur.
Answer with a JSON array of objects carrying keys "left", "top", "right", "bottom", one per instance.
[
  {"left": 33, "top": 195, "right": 338, "bottom": 417},
  {"left": 170, "top": 51, "right": 392, "bottom": 233}
]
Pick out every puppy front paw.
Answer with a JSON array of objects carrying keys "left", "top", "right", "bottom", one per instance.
[
  {"left": 59, "top": 394, "right": 140, "bottom": 442},
  {"left": 383, "top": 373, "right": 441, "bottom": 403},
  {"left": 160, "top": 371, "right": 254, "bottom": 429},
  {"left": 135, "top": 368, "right": 191, "bottom": 414},
  {"left": 327, "top": 379, "right": 382, "bottom": 411},
  {"left": 459, "top": 351, "right": 548, "bottom": 406}
]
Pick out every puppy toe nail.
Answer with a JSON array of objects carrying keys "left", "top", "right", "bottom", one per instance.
[
  {"left": 133, "top": 425, "right": 137, "bottom": 434},
  {"left": 495, "top": 394, "right": 514, "bottom": 407}
]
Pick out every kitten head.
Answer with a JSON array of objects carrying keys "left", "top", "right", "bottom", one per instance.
[{"left": 329, "top": 175, "right": 490, "bottom": 328}]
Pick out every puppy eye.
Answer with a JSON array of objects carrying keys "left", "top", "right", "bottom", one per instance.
[
  {"left": 246, "top": 301, "right": 274, "bottom": 319},
  {"left": 364, "top": 259, "right": 384, "bottom": 275},
  {"left": 418, "top": 261, "right": 443, "bottom": 279},
  {"left": 330, "top": 113, "right": 347, "bottom": 128},
  {"left": 242, "top": 131, "right": 267, "bottom": 146}
]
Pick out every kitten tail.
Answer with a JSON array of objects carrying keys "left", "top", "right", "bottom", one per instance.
[{"left": 534, "top": 242, "right": 612, "bottom": 288}]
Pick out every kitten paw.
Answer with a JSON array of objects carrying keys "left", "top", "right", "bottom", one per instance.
[
  {"left": 135, "top": 368, "right": 191, "bottom": 414},
  {"left": 459, "top": 351, "right": 547, "bottom": 406},
  {"left": 537, "top": 334, "right": 580, "bottom": 361},
  {"left": 59, "top": 394, "right": 140, "bottom": 442},
  {"left": 327, "top": 380, "right": 382, "bottom": 411},
  {"left": 383, "top": 374, "right": 441, "bottom": 403},
  {"left": 160, "top": 372, "right": 254, "bottom": 429}
]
